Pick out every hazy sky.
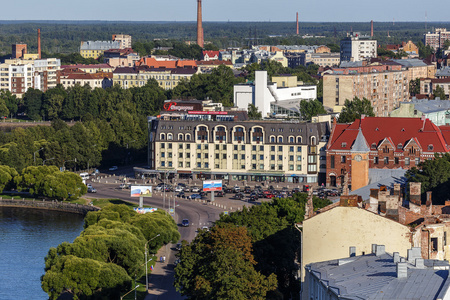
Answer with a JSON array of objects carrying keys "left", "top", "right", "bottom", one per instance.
[{"left": 1, "top": 0, "right": 449, "bottom": 22}]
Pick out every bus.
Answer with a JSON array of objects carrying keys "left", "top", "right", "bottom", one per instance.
[{"left": 80, "top": 173, "right": 89, "bottom": 180}]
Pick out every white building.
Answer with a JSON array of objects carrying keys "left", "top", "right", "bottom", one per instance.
[
  {"left": 340, "top": 32, "right": 377, "bottom": 62},
  {"left": 233, "top": 71, "right": 317, "bottom": 118}
]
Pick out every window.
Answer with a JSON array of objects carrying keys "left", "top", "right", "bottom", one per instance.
[
  {"left": 186, "top": 134, "right": 191, "bottom": 141},
  {"left": 216, "top": 154, "right": 219, "bottom": 159},
  {"left": 204, "top": 153, "right": 208, "bottom": 158},
  {"left": 216, "top": 145, "right": 220, "bottom": 150},
  {"left": 384, "top": 157, "right": 389, "bottom": 165},
  {"left": 252, "top": 145, "right": 256, "bottom": 151},
  {"left": 308, "top": 164, "right": 317, "bottom": 172},
  {"left": 252, "top": 155, "right": 256, "bottom": 160},
  {"left": 415, "top": 157, "right": 420, "bottom": 165},
  {"left": 341, "top": 156, "right": 346, "bottom": 163},
  {"left": 187, "top": 152, "right": 190, "bottom": 157},
  {"left": 241, "top": 165, "right": 245, "bottom": 169},
  {"left": 252, "top": 164, "right": 256, "bottom": 170},
  {"left": 223, "top": 154, "right": 227, "bottom": 159},
  {"left": 260, "top": 146, "right": 264, "bottom": 151},
  {"left": 308, "top": 155, "right": 317, "bottom": 164},
  {"left": 271, "top": 146, "right": 275, "bottom": 151},
  {"left": 289, "top": 165, "right": 294, "bottom": 170},
  {"left": 289, "top": 155, "right": 294, "bottom": 161},
  {"left": 167, "top": 133, "right": 173, "bottom": 140},
  {"left": 271, "top": 164, "right": 275, "bottom": 170},
  {"left": 179, "top": 153, "right": 183, "bottom": 158},
  {"left": 179, "top": 162, "right": 183, "bottom": 167},
  {"left": 187, "top": 144, "right": 191, "bottom": 149},
  {"left": 371, "top": 143, "right": 377, "bottom": 149},
  {"left": 289, "top": 137, "right": 294, "bottom": 143},
  {"left": 161, "top": 161, "right": 165, "bottom": 167},
  {"left": 178, "top": 134, "right": 183, "bottom": 140},
  {"left": 179, "top": 144, "right": 183, "bottom": 149},
  {"left": 260, "top": 155, "right": 264, "bottom": 160},
  {"left": 205, "top": 163, "right": 209, "bottom": 168},
  {"left": 374, "top": 156, "right": 379, "bottom": 164},
  {"left": 278, "top": 146, "right": 283, "bottom": 152},
  {"left": 428, "top": 144, "right": 434, "bottom": 151},
  {"left": 197, "top": 153, "right": 201, "bottom": 159},
  {"left": 161, "top": 133, "right": 166, "bottom": 140},
  {"left": 186, "top": 162, "right": 190, "bottom": 167},
  {"left": 241, "top": 154, "right": 245, "bottom": 159},
  {"left": 241, "top": 145, "right": 245, "bottom": 151},
  {"left": 234, "top": 154, "right": 238, "bottom": 159},
  {"left": 197, "top": 145, "right": 201, "bottom": 150},
  {"left": 271, "top": 155, "right": 275, "bottom": 161},
  {"left": 271, "top": 136, "right": 275, "bottom": 143},
  {"left": 223, "top": 145, "right": 227, "bottom": 150},
  {"left": 341, "top": 142, "right": 347, "bottom": 148},
  {"left": 431, "top": 237, "right": 438, "bottom": 252},
  {"left": 278, "top": 164, "right": 283, "bottom": 170},
  {"left": 260, "top": 164, "right": 264, "bottom": 170},
  {"left": 297, "top": 165, "right": 302, "bottom": 171},
  {"left": 297, "top": 136, "right": 302, "bottom": 143},
  {"left": 205, "top": 144, "right": 209, "bottom": 150},
  {"left": 278, "top": 155, "right": 283, "bottom": 161},
  {"left": 405, "top": 157, "right": 410, "bottom": 165},
  {"left": 394, "top": 157, "right": 399, "bottom": 164},
  {"left": 297, "top": 146, "right": 301, "bottom": 152},
  {"left": 278, "top": 137, "right": 283, "bottom": 143},
  {"left": 197, "top": 162, "right": 201, "bottom": 168},
  {"left": 234, "top": 145, "right": 238, "bottom": 151},
  {"left": 289, "top": 146, "right": 294, "bottom": 152},
  {"left": 397, "top": 143, "right": 402, "bottom": 149},
  {"left": 161, "top": 152, "right": 165, "bottom": 158}
]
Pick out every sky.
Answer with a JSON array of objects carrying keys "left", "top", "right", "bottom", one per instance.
[{"left": 1, "top": 0, "right": 449, "bottom": 23}]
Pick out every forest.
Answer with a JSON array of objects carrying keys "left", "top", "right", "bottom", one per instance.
[{"left": 0, "top": 21, "right": 448, "bottom": 55}]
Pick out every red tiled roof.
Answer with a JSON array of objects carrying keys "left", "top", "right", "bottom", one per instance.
[
  {"left": 202, "top": 50, "right": 220, "bottom": 58},
  {"left": 197, "top": 60, "right": 232, "bottom": 66},
  {"left": 135, "top": 57, "right": 197, "bottom": 68},
  {"left": 61, "top": 64, "right": 112, "bottom": 69},
  {"left": 328, "top": 117, "right": 449, "bottom": 153}
]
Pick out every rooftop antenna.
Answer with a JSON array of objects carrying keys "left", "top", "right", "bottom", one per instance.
[
  {"left": 393, "top": 17, "right": 395, "bottom": 26},
  {"left": 425, "top": 11, "right": 427, "bottom": 32}
]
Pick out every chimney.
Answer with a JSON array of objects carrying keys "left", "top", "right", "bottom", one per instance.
[
  {"left": 197, "top": 0, "right": 204, "bottom": 48},
  {"left": 426, "top": 191, "right": 432, "bottom": 206},
  {"left": 393, "top": 252, "right": 400, "bottom": 263},
  {"left": 375, "top": 245, "right": 385, "bottom": 256},
  {"left": 372, "top": 244, "right": 377, "bottom": 254},
  {"left": 296, "top": 12, "right": 299, "bottom": 35},
  {"left": 415, "top": 258, "right": 425, "bottom": 269},
  {"left": 409, "top": 182, "right": 422, "bottom": 206},
  {"left": 393, "top": 184, "right": 401, "bottom": 196},
  {"left": 371, "top": 20, "right": 374, "bottom": 37},
  {"left": 38, "top": 28, "right": 41, "bottom": 59},
  {"left": 397, "top": 262, "right": 407, "bottom": 278}
]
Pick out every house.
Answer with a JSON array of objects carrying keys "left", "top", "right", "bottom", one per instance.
[{"left": 202, "top": 50, "right": 219, "bottom": 61}]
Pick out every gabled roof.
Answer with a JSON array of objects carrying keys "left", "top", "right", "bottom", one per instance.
[
  {"left": 202, "top": 50, "right": 220, "bottom": 58},
  {"left": 135, "top": 57, "right": 197, "bottom": 69},
  {"left": 328, "top": 117, "right": 449, "bottom": 153},
  {"left": 61, "top": 64, "right": 112, "bottom": 69}
]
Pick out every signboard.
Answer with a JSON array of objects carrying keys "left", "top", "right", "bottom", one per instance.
[
  {"left": 187, "top": 111, "right": 228, "bottom": 115},
  {"left": 203, "top": 180, "right": 222, "bottom": 192},
  {"left": 131, "top": 186, "right": 153, "bottom": 197},
  {"left": 134, "top": 207, "right": 157, "bottom": 214},
  {"left": 162, "top": 101, "right": 202, "bottom": 111}
]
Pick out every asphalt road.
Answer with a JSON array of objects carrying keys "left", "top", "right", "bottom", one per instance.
[{"left": 85, "top": 177, "right": 224, "bottom": 300}]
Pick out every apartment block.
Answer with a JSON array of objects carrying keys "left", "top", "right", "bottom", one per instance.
[
  {"left": 323, "top": 65, "right": 409, "bottom": 116},
  {"left": 80, "top": 41, "right": 121, "bottom": 59},
  {"left": 112, "top": 34, "right": 132, "bottom": 49},
  {"left": 424, "top": 28, "right": 450, "bottom": 50},
  {"left": 340, "top": 32, "right": 377, "bottom": 62}
]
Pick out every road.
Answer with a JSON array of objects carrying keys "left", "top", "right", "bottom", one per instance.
[{"left": 86, "top": 177, "right": 225, "bottom": 299}]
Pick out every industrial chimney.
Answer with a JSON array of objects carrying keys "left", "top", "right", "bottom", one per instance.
[
  {"left": 197, "top": 0, "right": 204, "bottom": 48},
  {"left": 38, "top": 28, "right": 41, "bottom": 59},
  {"left": 370, "top": 20, "right": 374, "bottom": 37},
  {"left": 296, "top": 12, "right": 299, "bottom": 35}
]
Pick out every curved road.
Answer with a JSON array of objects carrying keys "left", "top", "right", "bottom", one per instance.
[{"left": 88, "top": 179, "right": 226, "bottom": 299}]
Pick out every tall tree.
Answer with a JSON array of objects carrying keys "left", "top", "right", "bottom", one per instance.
[
  {"left": 300, "top": 99, "right": 327, "bottom": 120},
  {"left": 433, "top": 85, "right": 446, "bottom": 100},
  {"left": 338, "top": 97, "right": 375, "bottom": 123},
  {"left": 23, "top": 88, "right": 43, "bottom": 120},
  {"left": 248, "top": 104, "right": 262, "bottom": 120}
]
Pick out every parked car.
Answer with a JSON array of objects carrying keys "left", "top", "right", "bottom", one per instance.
[
  {"left": 244, "top": 186, "right": 252, "bottom": 194},
  {"left": 109, "top": 166, "right": 118, "bottom": 171},
  {"left": 181, "top": 219, "right": 189, "bottom": 227},
  {"left": 234, "top": 192, "right": 245, "bottom": 200},
  {"left": 175, "top": 186, "right": 184, "bottom": 193},
  {"left": 233, "top": 186, "right": 241, "bottom": 193},
  {"left": 225, "top": 186, "right": 233, "bottom": 193},
  {"left": 119, "top": 183, "right": 127, "bottom": 189},
  {"left": 176, "top": 192, "right": 185, "bottom": 198},
  {"left": 87, "top": 187, "right": 97, "bottom": 193},
  {"left": 86, "top": 183, "right": 93, "bottom": 189},
  {"left": 189, "top": 194, "right": 202, "bottom": 200},
  {"left": 174, "top": 258, "right": 181, "bottom": 266},
  {"left": 292, "top": 187, "right": 301, "bottom": 194},
  {"left": 175, "top": 243, "right": 182, "bottom": 251},
  {"left": 249, "top": 192, "right": 259, "bottom": 199},
  {"left": 191, "top": 186, "right": 201, "bottom": 193},
  {"left": 215, "top": 191, "right": 225, "bottom": 197},
  {"left": 249, "top": 194, "right": 258, "bottom": 201}
]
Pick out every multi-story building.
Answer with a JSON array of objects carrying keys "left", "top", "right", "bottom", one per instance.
[
  {"left": 234, "top": 71, "right": 317, "bottom": 118},
  {"left": 420, "top": 77, "right": 450, "bottom": 100},
  {"left": 147, "top": 112, "right": 330, "bottom": 184},
  {"left": 103, "top": 48, "right": 140, "bottom": 68},
  {"left": 424, "top": 28, "right": 450, "bottom": 50},
  {"left": 291, "top": 52, "right": 340, "bottom": 68},
  {"left": 390, "top": 98, "right": 450, "bottom": 125},
  {"left": 80, "top": 41, "right": 120, "bottom": 59},
  {"left": 340, "top": 32, "right": 377, "bottom": 62},
  {"left": 12, "top": 44, "right": 27, "bottom": 59},
  {"left": 323, "top": 65, "right": 409, "bottom": 116},
  {"left": 0, "top": 58, "right": 61, "bottom": 96},
  {"left": 112, "top": 34, "right": 132, "bottom": 49},
  {"left": 113, "top": 66, "right": 197, "bottom": 90},
  {"left": 325, "top": 116, "right": 450, "bottom": 189},
  {"left": 59, "top": 71, "right": 113, "bottom": 90},
  {"left": 61, "top": 64, "right": 114, "bottom": 74}
]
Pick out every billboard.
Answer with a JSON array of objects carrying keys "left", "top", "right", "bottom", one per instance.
[
  {"left": 131, "top": 186, "right": 153, "bottom": 197},
  {"left": 187, "top": 111, "right": 228, "bottom": 115},
  {"left": 203, "top": 180, "right": 222, "bottom": 192},
  {"left": 134, "top": 207, "right": 157, "bottom": 214}
]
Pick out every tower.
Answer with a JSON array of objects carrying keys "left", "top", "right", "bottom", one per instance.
[
  {"left": 370, "top": 20, "right": 373, "bottom": 37},
  {"left": 197, "top": 0, "right": 204, "bottom": 48},
  {"left": 296, "top": 12, "right": 299, "bottom": 35},
  {"left": 350, "top": 127, "right": 370, "bottom": 191},
  {"left": 37, "top": 28, "right": 41, "bottom": 59}
]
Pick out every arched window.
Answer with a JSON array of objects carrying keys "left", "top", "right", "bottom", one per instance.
[
  {"left": 167, "top": 133, "right": 173, "bottom": 140},
  {"left": 178, "top": 134, "right": 183, "bottom": 141},
  {"left": 310, "top": 136, "right": 316, "bottom": 145},
  {"left": 289, "top": 136, "right": 294, "bottom": 143},
  {"left": 297, "top": 136, "right": 302, "bottom": 143},
  {"left": 270, "top": 136, "right": 275, "bottom": 143},
  {"left": 252, "top": 127, "right": 264, "bottom": 143},
  {"left": 185, "top": 134, "right": 191, "bottom": 141},
  {"left": 215, "top": 126, "right": 227, "bottom": 142},
  {"left": 160, "top": 133, "right": 166, "bottom": 140},
  {"left": 278, "top": 136, "right": 283, "bottom": 143}
]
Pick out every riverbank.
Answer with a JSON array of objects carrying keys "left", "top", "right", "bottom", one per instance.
[{"left": 0, "top": 198, "right": 99, "bottom": 215}]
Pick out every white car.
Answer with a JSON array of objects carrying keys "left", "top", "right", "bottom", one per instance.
[
  {"left": 109, "top": 166, "right": 118, "bottom": 171},
  {"left": 175, "top": 186, "right": 184, "bottom": 192},
  {"left": 191, "top": 186, "right": 200, "bottom": 193}
]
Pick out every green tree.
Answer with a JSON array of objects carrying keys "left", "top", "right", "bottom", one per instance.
[
  {"left": 174, "top": 224, "right": 277, "bottom": 300},
  {"left": 300, "top": 99, "right": 327, "bottom": 120},
  {"left": 0, "top": 90, "right": 17, "bottom": 118},
  {"left": 23, "top": 88, "right": 43, "bottom": 120},
  {"left": 433, "top": 85, "right": 446, "bottom": 100},
  {"left": 338, "top": 97, "right": 375, "bottom": 123},
  {"left": 326, "top": 43, "right": 340, "bottom": 52},
  {"left": 0, "top": 165, "right": 18, "bottom": 192},
  {"left": 248, "top": 104, "right": 262, "bottom": 120},
  {"left": 409, "top": 78, "right": 421, "bottom": 96}
]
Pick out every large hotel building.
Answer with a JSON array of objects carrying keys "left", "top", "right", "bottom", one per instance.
[{"left": 146, "top": 101, "right": 330, "bottom": 184}]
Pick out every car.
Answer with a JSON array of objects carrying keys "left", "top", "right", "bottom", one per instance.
[
  {"left": 215, "top": 191, "right": 225, "bottom": 197},
  {"left": 249, "top": 192, "right": 259, "bottom": 199},
  {"left": 119, "top": 183, "right": 127, "bottom": 189},
  {"left": 190, "top": 194, "right": 202, "bottom": 199},
  {"left": 224, "top": 186, "right": 233, "bottom": 193},
  {"left": 234, "top": 192, "right": 245, "bottom": 200},
  {"left": 86, "top": 183, "right": 93, "bottom": 189},
  {"left": 244, "top": 186, "right": 252, "bottom": 194},
  {"left": 175, "top": 186, "right": 184, "bottom": 193},
  {"left": 191, "top": 186, "right": 200, "bottom": 193},
  {"left": 176, "top": 192, "right": 185, "bottom": 198},
  {"left": 87, "top": 187, "right": 97, "bottom": 193},
  {"left": 175, "top": 243, "right": 182, "bottom": 251},
  {"left": 181, "top": 219, "right": 189, "bottom": 227},
  {"left": 233, "top": 186, "right": 241, "bottom": 193},
  {"left": 249, "top": 195, "right": 258, "bottom": 201},
  {"left": 201, "top": 226, "right": 209, "bottom": 231},
  {"left": 292, "top": 187, "right": 301, "bottom": 194},
  {"left": 174, "top": 258, "right": 181, "bottom": 266},
  {"left": 109, "top": 166, "right": 118, "bottom": 171}
]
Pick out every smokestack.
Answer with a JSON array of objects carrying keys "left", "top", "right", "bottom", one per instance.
[
  {"left": 296, "top": 12, "right": 299, "bottom": 35},
  {"left": 197, "top": 0, "right": 204, "bottom": 48},
  {"left": 38, "top": 28, "right": 41, "bottom": 59},
  {"left": 371, "top": 20, "right": 374, "bottom": 37}
]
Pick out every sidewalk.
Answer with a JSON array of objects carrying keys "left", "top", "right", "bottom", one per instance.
[{"left": 144, "top": 244, "right": 184, "bottom": 300}]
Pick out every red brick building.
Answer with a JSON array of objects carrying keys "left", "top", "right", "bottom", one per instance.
[{"left": 326, "top": 116, "right": 450, "bottom": 188}]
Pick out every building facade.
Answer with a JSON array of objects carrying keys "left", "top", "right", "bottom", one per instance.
[
  {"left": 424, "top": 28, "right": 450, "bottom": 50},
  {"left": 326, "top": 116, "right": 450, "bottom": 188},
  {"left": 340, "top": 33, "right": 377, "bottom": 62},
  {"left": 112, "top": 34, "right": 132, "bottom": 49},
  {"left": 147, "top": 115, "right": 330, "bottom": 184},
  {"left": 323, "top": 65, "right": 409, "bottom": 116},
  {"left": 80, "top": 41, "right": 121, "bottom": 59}
]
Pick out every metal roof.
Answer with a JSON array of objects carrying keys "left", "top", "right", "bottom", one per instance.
[
  {"left": 436, "top": 67, "right": 450, "bottom": 78},
  {"left": 350, "top": 168, "right": 407, "bottom": 200},
  {"left": 308, "top": 252, "right": 450, "bottom": 299},
  {"left": 392, "top": 59, "right": 427, "bottom": 67}
]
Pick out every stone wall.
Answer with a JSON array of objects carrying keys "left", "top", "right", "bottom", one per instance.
[{"left": 0, "top": 198, "right": 99, "bottom": 215}]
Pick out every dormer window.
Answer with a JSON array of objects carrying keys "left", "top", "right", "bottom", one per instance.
[
  {"left": 341, "top": 142, "right": 347, "bottom": 148},
  {"left": 371, "top": 143, "right": 377, "bottom": 150},
  {"left": 428, "top": 144, "right": 434, "bottom": 151},
  {"left": 397, "top": 143, "right": 402, "bottom": 149}
]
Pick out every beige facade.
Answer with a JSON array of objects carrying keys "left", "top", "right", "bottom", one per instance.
[
  {"left": 301, "top": 206, "right": 414, "bottom": 280},
  {"left": 269, "top": 51, "right": 288, "bottom": 68},
  {"left": 323, "top": 70, "right": 409, "bottom": 116},
  {"left": 271, "top": 75, "right": 298, "bottom": 88},
  {"left": 112, "top": 34, "right": 132, "bottom": 49}
]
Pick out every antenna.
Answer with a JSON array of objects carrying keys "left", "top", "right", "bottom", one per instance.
[{"left": 425, "top": 11, "right": 427, "bottom": 32}]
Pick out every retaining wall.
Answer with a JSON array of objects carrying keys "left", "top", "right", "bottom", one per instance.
[{"left": 0, "top": 198, "right": 100, "bottom": 215}]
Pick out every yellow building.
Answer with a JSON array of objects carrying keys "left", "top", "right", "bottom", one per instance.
[{"left": 80, "top": 41, "right": 121, "bottom": 59}]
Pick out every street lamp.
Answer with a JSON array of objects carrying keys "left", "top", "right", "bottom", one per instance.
[
  {"left": 145, "top": 233, "right": 161, "bottom": 292},
  {"left": 43, "top": 157, "right": 55, "bottom": 165},
  {"left": 63, "top": 158, "right": 77, "bottom": 171},
  {"left": 34, "top": 148, "right": 44, "bottom": 165},
  {"left": 120, "top": 285, "right": 140, "bottom": 300}
]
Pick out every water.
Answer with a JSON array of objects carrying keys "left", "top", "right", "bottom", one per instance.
[{"left": 0, "top": 207, "right": 84, "bottom": 300}]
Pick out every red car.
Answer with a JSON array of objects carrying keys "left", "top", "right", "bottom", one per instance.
[{"left": 263, "top": 191, "right": 275, "bottom": 198}]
